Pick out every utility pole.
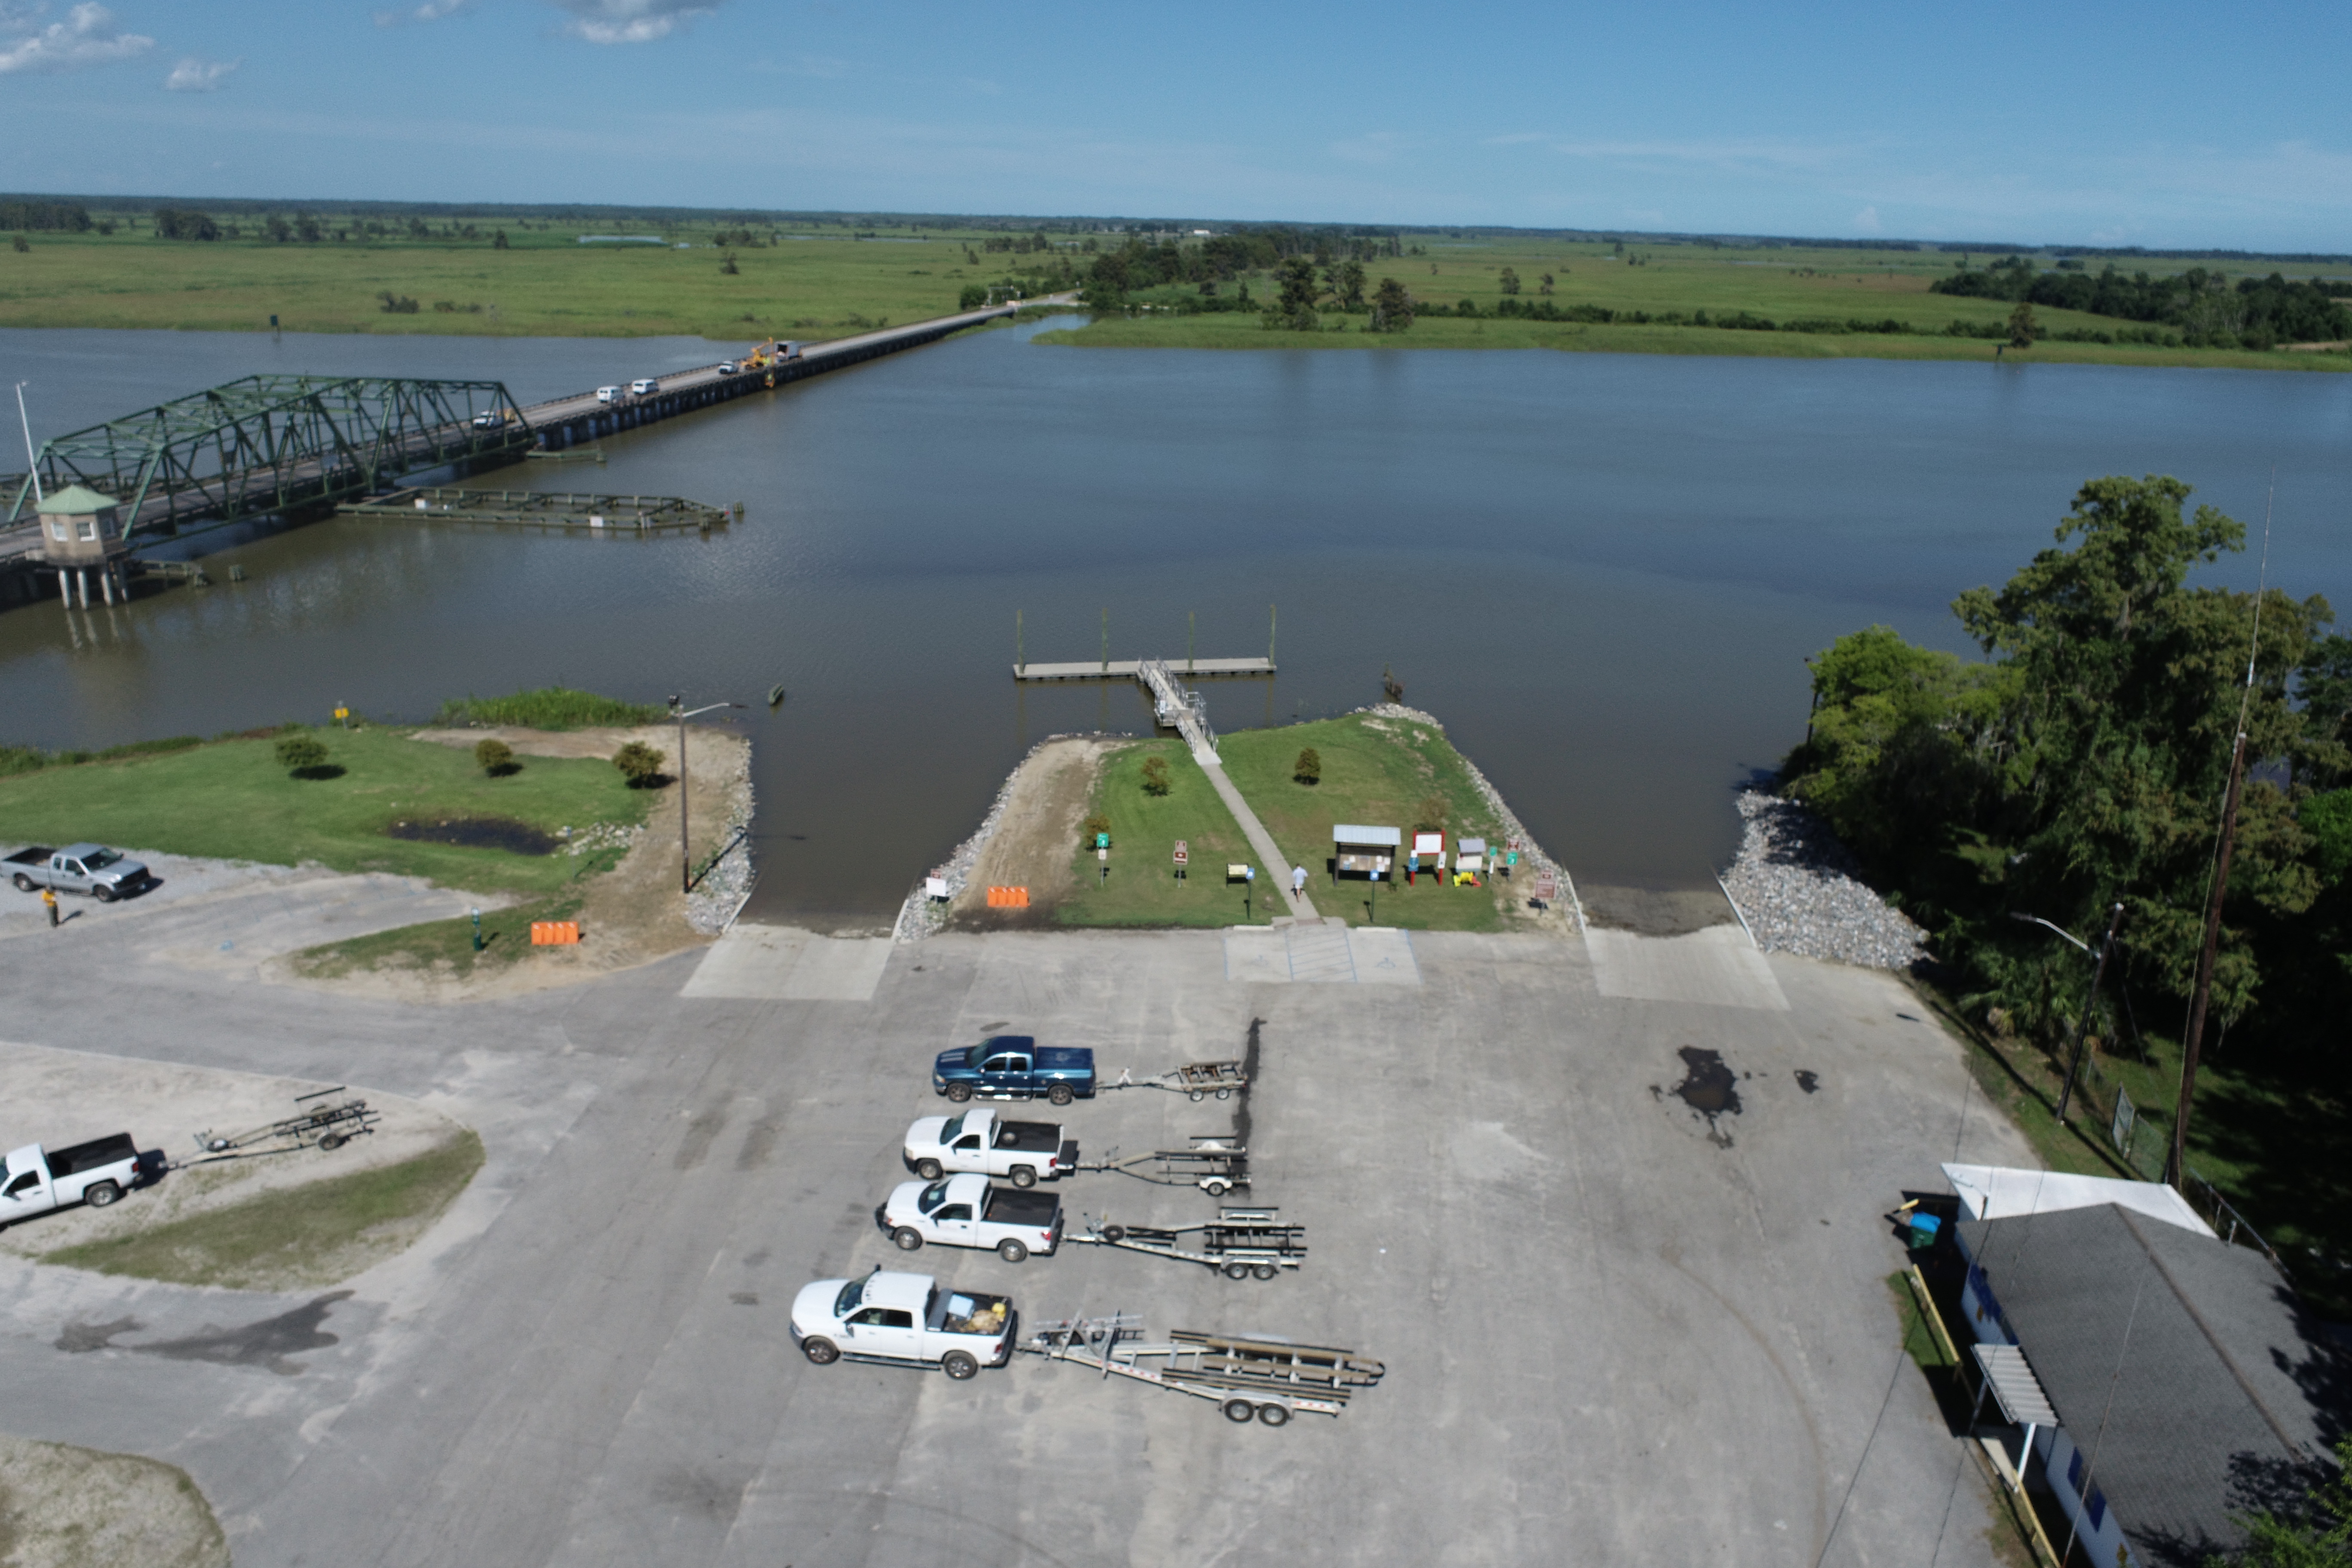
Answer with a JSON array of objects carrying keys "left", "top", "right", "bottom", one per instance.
[
  {"left": 15, "top": 382, "right": 41, "bottom": 502},
  {"left": 2168, "top": 730, "right": 2249, "bottom": 1190},
  {"left": 2055, "top": 903, "right": 2126, "bottom": 1126}
]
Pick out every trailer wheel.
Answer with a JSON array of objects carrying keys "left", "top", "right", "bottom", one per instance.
[
  {"left": 1216, "top": 1087, "right": 1233, "bottom": 1101},
  {"left": 1009, "top": 1166, "right": 1036, "bottom": 1189},
  {"left": 996, "top": 1239, "right": 1029, "bottom": 1264},
  {"left": 946, "top": 1083, "right": 974, "bottom": 1103},
  {"left": 802, "top": 1337, "right": 839, "bottom": 1365},
  {"left": 1222, "top": 1260, "right": 1251, "bottom": 1280},
  {"left": 1100, "top": 1225, "right": 1126, "bottom": 1243},
  {"left": 914, "top": 1158, "right": 943, "bottom": 1181},
  {"left": 85, "top": 1182, "right": 121, "bottom": 1208},
  {"left": 1188, "top": 1088, "right": 1206, "bottom": 1102},
  {"left": 942, "top": 1351, "right": 979, "bottom": 1381},
  {"left": 1257, "top": 1403, "right": 1291, "bottom": 1427},
  {"left": 1222, "top": 1398, "right": 1255, "bottom": 1423},
  {"left": 318, "top": 1134, "right": 346, "bottom": 1152},
  {"left": 893, "top": 1227, "right": 924, "bottom": 1251},
  {"left": 1048, "top": 1083, "right": 1073, "bottom": 1107},
  {"left": 1203, "top": 1179, "right": 1231, "bottom": 1197},
  {"left": 11, "top": 873, "right": 34, "bottom": 891}
]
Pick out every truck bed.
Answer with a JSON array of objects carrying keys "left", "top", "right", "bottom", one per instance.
[
  {"left": 983, "top": 1188, "right": 1060, "bottom": 1227},
  {"left": 993, "top": 1121, "right": 1061, "bottom": 1152},
  {"left": 48, "top": 1133, "right": 135, "bottom": 1176},
  {"left": 4, "top": 846, "right": 52, "bottom": 867},
  {"left": 933, "top": 1290, "right": 1011, "bottom": 1336}
]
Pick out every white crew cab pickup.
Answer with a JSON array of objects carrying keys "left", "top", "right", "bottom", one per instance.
[
  {"left": 881, "top": 1173, "right": 1062, "bottom": 1262},
  {"left": 903, "top": 1107, "right": 1075, "bottom": 1188},
  {"left": 791, "top": 1268, "right": 1014, "bottom": 1378},
  {"left": 2, "top": 1133, "right": 141, "bottom": 1227}
]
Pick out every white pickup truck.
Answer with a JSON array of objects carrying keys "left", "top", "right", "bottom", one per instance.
[
  {"left": 903, "top": 1107, "right": 1076, "bottom": 1188},
  {"left": 1, "top": 1133, "right": 141, "bottom": 1227},
  {"left": 790, "top": 1268, "right": 1015, "bottom": 1378},
  {"left": 880, "top": 1173, "right": 1063, "bottom": 1262}
]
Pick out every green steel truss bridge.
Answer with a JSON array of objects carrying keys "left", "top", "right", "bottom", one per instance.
[{"left": 3, "top": 375, "right": 530, "bottom": 556}]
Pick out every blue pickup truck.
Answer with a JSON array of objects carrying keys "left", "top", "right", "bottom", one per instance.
[{"left": 932, "top": 1036, "right": 1096, "bottom": 1106}]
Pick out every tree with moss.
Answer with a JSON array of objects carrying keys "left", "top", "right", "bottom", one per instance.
[{"left": 2008, "top": 299, "right": 2037, "bottom": 349}]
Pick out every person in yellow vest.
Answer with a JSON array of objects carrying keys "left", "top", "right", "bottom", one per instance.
[{"left": 42, "top": 886, "right": 58, "bottom": 927}]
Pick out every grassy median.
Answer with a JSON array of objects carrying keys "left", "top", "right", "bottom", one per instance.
[
  {"left": 44, "top": 1133, "right": 484, "bottom": 1291},
  {"left": 1051, "top": 739, "right": 1262, "bottom": 928},
  {"left": 0, "top": 725, "right": 649, "bottom": 894}
]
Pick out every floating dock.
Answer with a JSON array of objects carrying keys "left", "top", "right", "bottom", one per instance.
[
  {"left": 338, "top": 487, "right": 730, "bottom": 534},
  {"left": 1013, "top": 658, "right": 1272, "bottom": 681}
]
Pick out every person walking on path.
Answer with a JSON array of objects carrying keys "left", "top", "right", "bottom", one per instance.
[
  {"left": 42, "top": 886, "right": 58, "bottom": 927},
  {"left": 1290, "top": 865, "right": 1308, "bottom": 904}
]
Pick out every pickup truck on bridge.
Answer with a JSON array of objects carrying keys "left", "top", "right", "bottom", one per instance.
[
  {"left": 880, "top": 1173, "right": 1063, "bottom": 1262},
  {"left": 931, "top": 1035, "right": 1096, "bottom": 1104},
  {"left": 791, "top": 1268, "right": 1014, "bottom": 1378},
  {"left": 2, "top": 1133, "right": 141, "bottom": 1227},
  {"left": 6, "top": 844, "right": 152, "bottom": 902},
  {"left": 903, "top": 1107, "right": 1075, "bottom": 1188}
]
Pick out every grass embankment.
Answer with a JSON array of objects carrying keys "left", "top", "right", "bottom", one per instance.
[
  {"left": 1219, "top": 714, "right": 1515, "bottom": 931},
  {"left": 1040, "top": 235, "right": 2352, "bottom": 371},
  {"left": 0, "top": 221, "right": 1029, "bottom": 340},
  {"left": 1049, "top": 739, "right": 1261, "bottom": 928},
  {"left": 45, "top": 1133, "right": 484, "bottom": 1290},
  {"left": 0, "top": 723, "right": 648, "bottom": 895},
  {"left": 433, "top": 686, "right": 668, "bottom": 729}
]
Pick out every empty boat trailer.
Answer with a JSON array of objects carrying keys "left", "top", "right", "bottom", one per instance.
[
  {"left": 1070, "top": 1207, "right": 1305, "bottom": 1279},
  {"left": 1023, "top": 1312, "right": 1383, "bottom": 1425}
]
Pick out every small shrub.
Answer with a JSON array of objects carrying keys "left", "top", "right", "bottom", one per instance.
[
  {"left": 10, "top": 234, "right": 26, "bottom": 254},
  {"left": 1413, "top": 793, "right": 1447, "bottom": 833},
  {"left": 1080, "top": 811, "right": 1112, "bottom": 846},
  {"left": 1293, "top": 747, "right": 1322, "bottom": 785},
  {"left": 1381, "top": 665, "right": 1405, "bottom": 704},
  {"left": 612, "top": 740, "right": 666, "bottom": 787},
  {"left": 276, "top": 733, "right": 329, "bottom": 775},
  {"left": 474, "top": 738, "right": 516, "bottom": 776},
  {"left": 1140, "top": 756, "right": 1172, "bottom": 797}
]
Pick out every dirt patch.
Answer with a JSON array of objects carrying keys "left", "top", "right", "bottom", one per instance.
[
  {"left": 1580, "top": 884, "right": 1734, "bottom": 937},
  {"left": 285, "top": 724, "right": 750, "bottom": 1001},
  {"left": 0, "top": 1434, "right": 228, "bottom": 1568},
  {"left": 0, "top": 1038, "right": 471, "bottom": 1268},
  {"left": 386, "top": 815, "right": 559, "bottom": 855},
  {"left": 946, "top": 738, "right": 1118, "bottom": 928}
]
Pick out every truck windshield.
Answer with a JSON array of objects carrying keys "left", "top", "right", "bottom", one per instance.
[
  {"left": 964, "top": 1044, "right": 988, "bottom": 1069},
  {"left": 939, "top": 1113, "right": 965, "bottom": 1143},
  {"left": 919, "top": 1180, "right": 951, "bottom": 1213},
  {"left": 833, "top": 1270, "right": 875, "bottom": 1319},
  {"left": 81, "top": 849, "right": 119, "bottom": 869}
]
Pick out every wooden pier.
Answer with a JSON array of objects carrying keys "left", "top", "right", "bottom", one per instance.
[{"left": 1012, "top": 657, "right": 1274, "bottom": 681}]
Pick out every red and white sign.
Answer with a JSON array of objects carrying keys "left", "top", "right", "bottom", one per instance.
[{"left": 1173, "top": 840, "right": 1189, "bottom": 864}]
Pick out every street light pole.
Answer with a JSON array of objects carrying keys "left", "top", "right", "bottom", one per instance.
[
  {"left": 669, "top": 695, "right": 744, "bottom": 896},
  {"left": 15, "top": 382, "right": 42, "bottom": 502},
  {"left": 2008, "top": 905, "right": 2126, "bottom": 1128}
]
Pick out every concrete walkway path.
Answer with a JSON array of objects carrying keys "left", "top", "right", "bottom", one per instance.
[{"left": 1199, "top": 756, "right": 1318, "bottom": 918}]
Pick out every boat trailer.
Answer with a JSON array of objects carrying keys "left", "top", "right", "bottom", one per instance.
[
  {"left": 187, "top": 1088, "right": 380, "bottom": 1163},
  {"left": 1023, "top": 1311, "right": 1382, "bottom": 1425},
  {"left": 1080, "top": 1136, "right": 1250, "bottom": 1196},
  {"left": 1107, "top": 1059, "right": 1248, "bottom": 1101},
  {"left": 1070, "top": 1207, "right": 1305, "bottom": 1279}
]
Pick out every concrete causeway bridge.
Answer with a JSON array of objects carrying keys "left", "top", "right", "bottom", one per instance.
[{"left": 1, "top": 295, "right": 1057, "bottom": 582}]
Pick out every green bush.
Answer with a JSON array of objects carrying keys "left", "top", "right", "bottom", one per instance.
[
  {"left": 1413, "top": 793, "right": 1447, "bottom": 833},
  {"left": 1140, "top": 756, "right": 1171, "bottom": 797},
  {"left": 1294, "top": 747, "right": 1322, "bottom": 785},
  {"left": 612, "top": 740, "right": 665, "bottom": 787},
  {"left": 435, "top": 687, "right": 667, "bottom": 730},
  {"left": 1080, "top": 810, "right": 1112, "bottom": 845},
  {"left": 275, "top": 734, "right": 329, "bottom": 775},
  {"left": 2306, "top": 790, "right": 2352, "bottom": 884},
  {"left": 474, "top": 738, "right": 516, "bottom": 777}
]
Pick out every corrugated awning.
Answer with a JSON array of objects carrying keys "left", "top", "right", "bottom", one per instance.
[
  {"left": 1973, "top": 1342, "right": 2058, "bottom": 1427},
  {"left": 1332, "top": 824, "right": 1401, "bottom": 847}
]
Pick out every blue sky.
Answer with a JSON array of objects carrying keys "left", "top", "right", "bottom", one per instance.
[{"left": 1, "top": 0, "right": 2348, "bottom": 251}]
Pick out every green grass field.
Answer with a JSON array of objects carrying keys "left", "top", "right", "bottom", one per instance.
[
  {"left": 45, "top": 1133, "right": 484, "bottom": 1290},
  {"left": 1219, "top": 714, "right": 1514, "bottom": 932},
  {"left": 0, "top": 726, "right": 649, "bottom": 893},
  {"left": 1050, "top": 738, "right": 1262, "bottom": 928}
]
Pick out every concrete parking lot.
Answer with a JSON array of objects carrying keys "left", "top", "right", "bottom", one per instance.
[{"left": 0, "top": 890, "right": 2029, "bottom": 1566}]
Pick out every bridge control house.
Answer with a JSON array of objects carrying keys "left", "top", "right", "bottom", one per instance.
[{"left": 34, "top": 485, "right": 129, "bottom": 608}]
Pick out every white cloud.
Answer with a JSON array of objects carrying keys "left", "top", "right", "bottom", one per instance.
[
  {"left": 375, "top": 0, "right": 475, "bottom": 25},
  {"left": 164, "top": 55, "right": 239, "bottom": 91},
  {"left": 1851, "top": 203, "right": 1881, "bottom": 233},
  {"left": 548, "top": 0, "right": 719, "bottom": 43},
  {"left": 0, "top": 3, "right": 153, "bottom": 74}
]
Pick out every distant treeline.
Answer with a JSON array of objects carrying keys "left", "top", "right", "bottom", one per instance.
[
  {"left": 1932, "top": 257, "right": 2352, "bottom": 346},
  {"left": 0, "top": 200, "right": 90, "bottom": 232},
  {"left": 1081, "top": 233, "right": 1406, "bottom": 303}
]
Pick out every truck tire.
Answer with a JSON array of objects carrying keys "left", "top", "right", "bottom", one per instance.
[
  {"left": 1222, "top": 1398, "right": 1255, "bottom": 1423},
  {"left": 1257, "top": 1403, "right": 1291, "bottom": 1427},
  {"left": 801, "top": 1337, "right": 839, "bottom": 1365},
  {"left": 11, "top": 873, "right": 33, "bottom": 891},
  {"left": 914, "top": 1158, "right": 943, "bottom": 1181},
  {"left": 85, "top": 1182, "right": 121, "bottom": 1208},
  {"left": 893, "top": 1227, "right": 924, "bottom": 1251},
  {"left": 1100, "top": 1225, "right": 1126, "bottom": 1243},
  {"left": 945, "top": 1083, "right": 974, "bottom": 1104},
  {"left": 1047, "top": 1083, "right": 1073, "bottom": 1107},
  {"left": 92, "top": 884, "right": 116, "bottom": 903},
  {"left": 942, "top": 1351, "right": 979, "bottom": 1381},
  {"left": 996, "top": 1239, "right": 1029, "bottom": 1264},
  {"left": 1009, "top": 1166, "right": 1036, "bottom": 1189}
]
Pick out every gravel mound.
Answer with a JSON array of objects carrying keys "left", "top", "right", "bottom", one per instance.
[{"left": 1720, "top": 791, "right": 1927, "bottom": 971}]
